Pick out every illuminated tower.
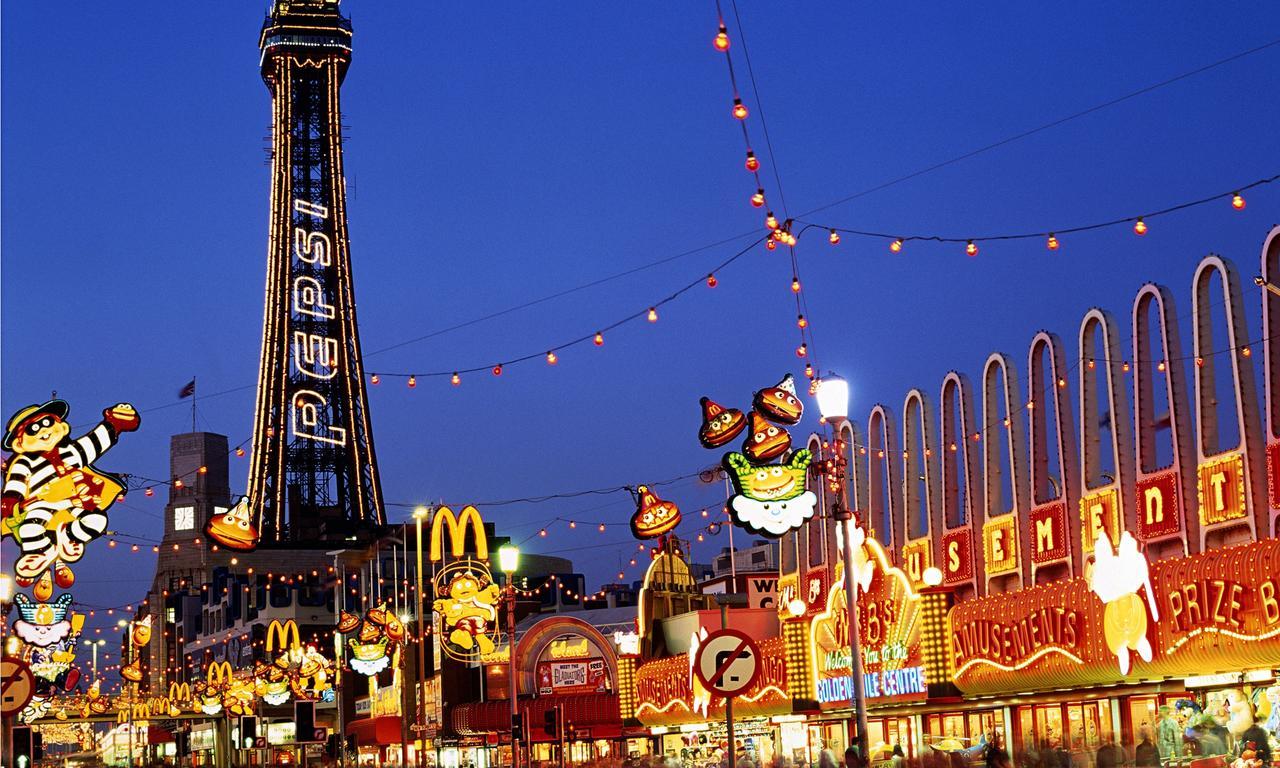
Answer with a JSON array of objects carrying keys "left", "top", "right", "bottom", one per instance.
[{"left": 248, "top": 0, "right": 384, "bottom": 542}]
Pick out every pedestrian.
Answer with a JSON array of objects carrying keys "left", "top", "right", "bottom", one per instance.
[
  {"left": 1134, "top": 726, "right": 1159, "bottom": 768},
  {"left": 984, "top": 747, "right": 1011, "bottom": 768},
  {"left": 1156, "top": 706, "right": 1182, "bottom": 763},
  {"left": 890, "top": 746, "right": 905, "bottom": 768},
  {"left": 844, "top": 746, "right": 865, "bottom": 768}
]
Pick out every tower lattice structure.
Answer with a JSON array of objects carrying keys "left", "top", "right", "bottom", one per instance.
[{"left": 248, "top": 0, "right": 384, "bottom": 542}]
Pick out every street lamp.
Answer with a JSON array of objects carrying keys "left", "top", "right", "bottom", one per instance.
[
  {"left": 92, "top": 639, "right": 107, "bottom": 678},
  {"left": 498, "top": 545, "right": 520, "bottom": 768},
  {"left": 0, "top": 572, "right": 13, "bottom": 603},
  {"left": 412, "top": 506, "right": 430, "bottom": 768},
  {"left": 814, "top": 374, "right": 869, "bottom": 762}
]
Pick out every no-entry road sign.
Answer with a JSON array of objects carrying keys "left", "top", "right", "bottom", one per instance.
[
  {"left": 1, "top": 657, "right": 36, "bottom": 719},
  {"left": 693, "top": 628, "right": 761, "bottom": 697}
]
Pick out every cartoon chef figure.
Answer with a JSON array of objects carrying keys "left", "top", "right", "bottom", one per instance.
[{"left": 2, "top": 399, "right": 140, "bottom": 585}]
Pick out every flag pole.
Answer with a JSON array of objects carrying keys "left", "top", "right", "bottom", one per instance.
[{"left": 191, "top": 376, "right": 197, "bottom": 433}]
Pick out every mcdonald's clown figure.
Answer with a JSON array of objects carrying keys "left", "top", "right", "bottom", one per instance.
[{"left": 2, "top": 399, "right": 140, "bottom": 584}]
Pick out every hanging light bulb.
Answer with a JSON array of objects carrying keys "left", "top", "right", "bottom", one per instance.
[
  {"left": 1134, "top": 218, "right": 1147, "bottom": 236},
  {"left": 598, "top": 523, "right": 606, "bottom": 533},
  {"left": 829, "top": 229, "right": 840, "bottom": 245},
  {"left": 546, "top": 351, "right": 557, "bottom": 365},
  {"left": 797, "top": 314, "right": 807, "bottom": 329},
  {"left": 1195, "top": 357, "right": 1204, "bottom": 367},
  {"left": 1157, "top": 360, "right": 1166, "bottom": 372},
  {"left": 648, "top": 307, "right": 658, "bottom": 322},
  {"left": 174, "top": 479, "right": 184, "bottom": 489},
  {"left": 751, "top": 188, "right": 765, "bottom": 208},
  {"left": 765, "top": 212, "right": 778, "bottom": 230},
  {"left": 538, "top": 529, "right": 547, "bottom": 538},
  {"left": 1122, "top": 361, "right": 1131, "bottom": 373},
  {"left": 732, "top": 98, "right": 748, "bottom": 120},
  {"left": 235, "top": 447, "right": 245, "bottom": 457},
  {"left": 1231, "top": 192, "right": 1245, "bottom": 210},
  {"left": 492, "top": 364, "right": 503, "bottom": 376},
  {"left": 706, "top": 274, "right": 718, "bottom": 288},
  {"left": 966, "top": 240, "right": 978, "bottom": 257},
  {"left": 765, "top": 239, "right": 776, "bottom": 250},
  {"left": 890, "top": 238, "right": 903, "bottom": 253},
  {"left": 370, "top": 374, "right": 380, "bottom": 385},
  {"left": 791, "top": 276, "right": 801, "bottom": 293},
  {"left": 1242, "top": 346, "right": 1252, "bottom": 358},
  {"left": 407, "top": 375, "right": 416, "bottom": 388},
  {"left": 145, "top": 488, "right": 155, "bottom": 497},
  {"left": 569, "top": 521, "right": 576, "bottom": 529},
  {"left": 745, "top": 151, "right": 759, "bottom": 172},
  {"left": 1046, "top": 234, "right": 1059, "bottom": 251},
  {"left": 451, "top": 372, "right": 460, "bottom": 386},
  {"left": 804, "top": 363, "right": 814, "bottom": 378},
  {"left": 594, "top": 332, "right": 604, "bottom": 346},
  {"left": 714, "top": 24, "right": 730, "bottom": 51},
  {"left": 796, "top": 343, "right": 807, "bottom": 358}
]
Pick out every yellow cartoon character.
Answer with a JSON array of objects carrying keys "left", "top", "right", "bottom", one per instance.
[
  {"left": 433, "top": 570, "right": 501, "bottom": 655},
  {"left": 1088, "top": 531, "right": 1158, "bottom": 675}
]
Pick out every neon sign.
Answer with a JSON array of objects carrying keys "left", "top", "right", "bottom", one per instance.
[{"left": 289, "top": 198, "right": 346, "bottom": 447}]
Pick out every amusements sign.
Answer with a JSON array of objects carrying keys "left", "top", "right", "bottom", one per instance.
[
  {"left": 950, "top": 537, "right": 1280, "bottom": 695},
  {"left": 810, "top": 536, "right": 925, "bottom": 707}
]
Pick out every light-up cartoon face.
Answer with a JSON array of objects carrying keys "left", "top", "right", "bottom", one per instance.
[
  {"left": 752, "top": 374, "right": 803, "bottom": 425},
  {"left": 743, "top": 411, "right": 791, "bottom": 462},
  {"left": 698, "top": 397, "right": 747, "bottom": 449},
  {"left": 1088, "top": 531, "right": 1159, "bottom": 675},
  {"left": 131, "top": 615, "right": 152, "bottom": 647},
  {"left": 630, "top": 485, "right": 682, "bottom": 539},
  {"left": 204, "top": 496, "right": 259, "bottom": 552},
  {"left": 9, "top": 413, "right": 71, "bottom": 454},
  {"left": 12, "top": 594, "right": 75, "bottom": 648},
  {"left": 724, "top": 450, "right": 818, "bottom": 537},
  {"left": 347, "top": 638, "right": 391, "bottom": 676}
]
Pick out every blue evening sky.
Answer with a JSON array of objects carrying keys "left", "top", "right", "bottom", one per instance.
[{"left": 3, "top": 3, "right": 1278, "bottom": 618}]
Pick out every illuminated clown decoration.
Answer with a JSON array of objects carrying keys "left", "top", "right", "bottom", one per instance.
[{"left": 11, "top": 594, "right": 75, "bottom": 648}]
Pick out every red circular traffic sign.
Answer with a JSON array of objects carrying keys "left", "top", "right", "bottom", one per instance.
[
  {"left": 693, "top": 628, "right": 762, "bottom": 697},
  {"left": 1, "top": 656, "right": 36, "bottom": 719}
]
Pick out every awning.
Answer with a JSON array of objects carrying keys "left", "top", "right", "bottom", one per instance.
[
  {"left": 146, "top": 727, "right": 175, "bottom": 745},
  {"left": 452, "top": 693, "right": 621, "bottom": 740},
  {"left": 346, "top": 716, "right": 405, "bottom": 746}
]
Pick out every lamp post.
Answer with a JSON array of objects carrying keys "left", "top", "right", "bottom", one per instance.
[
  {"left": 118, "top": 619, "right": 135, "bottom": 768},
  {"left": 92, "top": 639, "right": 107, "bottom": 678},
  {"left": 814, "top": 375, "right": 869, "bottom": 763},
  {"left": 413, "top": 506, "right": 430, "bottom": 768},
  {"left": 497, "top": 545, "right": 520, "bottom": 768}
]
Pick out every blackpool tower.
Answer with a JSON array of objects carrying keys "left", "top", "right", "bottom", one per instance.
[{"left": 220, "top": 0, "right": 384, "bottom": 549}]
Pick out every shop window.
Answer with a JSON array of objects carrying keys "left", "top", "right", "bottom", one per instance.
[{"left": 269, "top": 582, "right": 291, "bottom": 608}]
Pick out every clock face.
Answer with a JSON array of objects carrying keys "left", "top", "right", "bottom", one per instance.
[{"left": 174, "top": 506, "right": 195, "bottom": 531}]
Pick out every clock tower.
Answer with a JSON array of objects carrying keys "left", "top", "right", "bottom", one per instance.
[{"left": 161, "top": 432, "right": 234, "bottom": 542}]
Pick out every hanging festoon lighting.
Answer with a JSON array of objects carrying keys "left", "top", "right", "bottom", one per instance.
[
  {"left": 1134, "top": 218, "right": 1148, "bottom": 236},
  {"left": 745, "top": 151, "right": 759, "bottom": 172},
  {"left": 889, "top": 238, "right": 903, "bottom": 253},
  {"left": 732, "top": 98, "right": 748, "bottom": 120},
  {"left": 765, "top": 212, "right": 779, "bottom": 230},
  {"left": 451, "top": 372, "right": 460, "bottom": 386},
  {"left": 594, "top": 331, "right": 604, "bottom": 346},
  {"left": 707, "top": 274, "right": 718, "bottom": 288},
  {"left": 714, "top": 23, "right": 730, "bottom": 51},
  {"left": 966, "top": 240, "right": 979, "bottom": 257},
  {"left": 829, "top": 229, "right": 840, "bottom": 245},
  {"left": 1046, "top": 234, "right": 1060, "bottom": 251},
  {"left": 1232, "top": 192, "right": 1246, "bottom": 210},
  {"left": 751, "top": 188, "right": 765, "bottom": 208},
  {"left": 648, "top": 307, "right": 658, "bottom": 322}
]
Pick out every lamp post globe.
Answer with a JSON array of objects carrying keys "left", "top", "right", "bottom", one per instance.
[{"left": 815, "top": 374, "right": 850, "bottom": 421}]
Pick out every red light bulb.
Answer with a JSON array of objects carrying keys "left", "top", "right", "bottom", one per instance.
[
  {"left": 714, "top": 24, "right": 730, "bottom": 51},
  {"left": 751, "top": 189, "right": 765, "bottom": 208},
  {"left": 1232, "top": 192, "right": 1245, "bottom": 210},
  {"left": 765, "top": 239, "right": 776, "bottom": 250},
  {"left": 796, "top": 344, "right": 807, "bottom": 358},
  {"left": 706, "top": 274, "right": 717, "bottom": 288},
  {"left": 370, "top": 374, "right": 380, "bottom": 385},
  {"left": 407, "top": 375, "right": 416, "bottom": 388},
  {"left": 1134, "top": 218, "right": 1147, "bottom": 236},
  {"left": 492, "top": 365, "right": 503, "bottom": 376},
  {"left": 732, "top": 98, "right": 748, "bottom": 120},
  {"left": 966, "top": 240, "right": 978, "bottom": 257},
  {"left": 829, "top": 229, "right": 840, "bottom": 245},
  {"left": 594, "top": 332, "right": 604, "bottom": 346},
  {"left": 745, "top": 151, "right": 759, "bottom": 172},
  {"left": 1046, "top": 234, "right": 1059, "bottom": 251}
]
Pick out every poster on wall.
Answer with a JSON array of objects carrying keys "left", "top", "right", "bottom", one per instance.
[{"left": 536, "top": 659, "right": 609, "bottom": 695}]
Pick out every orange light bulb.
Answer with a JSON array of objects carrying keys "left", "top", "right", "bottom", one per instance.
[
  {"left": 714, "top": 24, "right": 730, "bottom": 51},
  {"left": 890, "top": 238, "right": 903, "bottom": 253},
  {"left": 750, "top": 189, "right": 765, "bottom": 208},
  {"left": 1134, "top": 218, "right": 1147, "bottom": 236},
  {"left": 174, "top": 479, "right": 183, "bottom": 489},
  {"left": 765, "top": 239, "right": 776, "bottom": 250},
  {"left": 829, "top": 229, "right": 840, "bottom": 245},
  {"left": 594, "top": 332, "right": 604, "bottom": 346},
  {"left": 235, "top": 447, "right": 245, "bottom": 457},
  {"left": 370, "top": 374, "right": 380, "bottom": 385},
  {"left": 796, "top": 344, "right": 807, "bottom": 358},
  {"left": 451, "top": 372, "right": 460, "bottom": 386},
  {"left": 647, "top": 307, "right": 658, "bottom": 322},
  {"left": 1157, "top": 361, "right": 1166, "bottom": 372},
  {"left": 707, "top": 274, "right": 717, "bottom": 288},
  {"left": 765, "top": 212, "right": 778, "bottom": 230},
  {"left": 145, "top": 488, "right": 154, "bottom": 497},
  {"left": 732, "top": 98, "right": 748, "bottom": 120},
  {"left": 1232, "top": 192, "right": 1245, "bottom": 210},
  {"left": 546, "top": 351, "right": 557, "bottom": 365},
  {"left": 407, "top": 375, "right": 416, "bottom": 388},
  {"left": 599, "top": 523, "right": 606, "bottom": 533},
  {"left": 539, "top": 529, "right": 548, "bottom": 538},
  {"left": 791, "top": 277, "right": 801, "bottom": 292},
  {"left": 804, "top": 363, "right": 814, "bottom": 378},
  {"left": 966, "top": 240, "right": 978, "bottom": 257},
  {"left": 745, "top": 151, "right": 759, "bottom": 172},
  {"left": 1242, "top": 346, "right": 1252, "bottom": 357},
  {"left": 492, "top": 364, "right": 503, "bottom": 376},
  {"left": 1046, "top": 234, "right": 1059, "bottom": 251},
  {"left": 797, "top": 315, "right": 807, "bottom": 329}
]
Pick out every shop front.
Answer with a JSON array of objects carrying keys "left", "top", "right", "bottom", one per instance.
[{"left": 949, "top": 538, "right": 1280, "bottom": 762}]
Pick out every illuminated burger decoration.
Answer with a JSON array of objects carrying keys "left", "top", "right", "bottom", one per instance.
[
  {"left": 630, "top": 485, "right": 682, "bottom": 539},
  {"left": 743, "top": 411, "right": 791, "bottom": 462},
  {"left": 205, "top": 497, "right": 259, "bottom": 552},
  {"left": 753, "top": 373, "right": 803, "bottom": 424},
  {"left": 698, "top": 397, "right": 747, "bottom": 449}
]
